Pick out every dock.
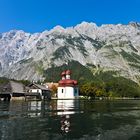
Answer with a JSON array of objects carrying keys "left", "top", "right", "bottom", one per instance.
[{"left": 0, "top": 92, "right": 51, "bottom": 101}]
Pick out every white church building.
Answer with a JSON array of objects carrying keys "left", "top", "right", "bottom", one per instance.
[{"left": 57, "top": 70, "right": 79, "bottom": 99}]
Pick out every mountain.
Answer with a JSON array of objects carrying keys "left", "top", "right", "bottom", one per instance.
[{"left": 0, "top": 22, "right": 140, "bottom": 83}]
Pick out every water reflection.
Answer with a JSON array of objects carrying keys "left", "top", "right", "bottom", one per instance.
[
  {"left": 57, "top": 100, "right": 80, "bottom": 135},
  {"left": 5, "top": 99, "right": 80, "bottom": 117},
  {"left": 57, "top": 100, "right": 79, "bottom": 115},
  {"left": 61, "top": 115, "right": 71, "bottom": 133},
  {"left": 27, "top": 101, "right": 42, "bottom": 117},
  {"left": 1, "top": 100, "right": 140, "bottom": 139}
]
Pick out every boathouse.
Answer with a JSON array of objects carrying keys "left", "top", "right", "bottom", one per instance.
[
  {"left": 0, "top": 80, "right": 25, "bottom": 101},
  {"left": 57, "top": 70, "right": 79, "bottom": 99},
  {"left": 28, "top": 83, "right": 51, "bottom": 99}
]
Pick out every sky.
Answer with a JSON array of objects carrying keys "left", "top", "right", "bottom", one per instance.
[{"left": 0, "top": 0, "right": 140, "bottom": 33}]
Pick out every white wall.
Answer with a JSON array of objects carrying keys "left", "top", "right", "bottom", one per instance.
[
  {"left": 29, "top": 89, "right": 42, "bottom": 94},
  {"left": 57, "top": 86, "right": 78, "bottom": 99},
  {"left": 58, "top": 87, "right": 65, "bottom": 99},
  {"left": 65, "top": 87, "right": 74, "bottom": 98},
  {"left": 29, "top": 89, "right": 43, "bottom": 99}
]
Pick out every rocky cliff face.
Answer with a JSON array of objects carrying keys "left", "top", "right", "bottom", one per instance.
[{"left": 0, "top": 22, "right": 140, "bottom": 83}]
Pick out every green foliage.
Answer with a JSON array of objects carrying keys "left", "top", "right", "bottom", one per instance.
[
  {"left": 80, "top": 71, "right": 140, "bottom": 98},
  {"left": 80, "top": 81, "right": 106, "bottom": 98},
  {"left": 0, "top": 77, "right": 9, "bottom": 84},
  {"left": 44, "top": 60, "right": 94, "bottom": 83},
  {"left": 44, "top": 60, "right": 140, "bottom": 98},
  {"left": 105, "top": 77, "right": 140, "bottom": 97}
]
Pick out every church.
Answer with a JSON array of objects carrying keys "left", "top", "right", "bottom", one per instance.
[{"left": 57, "top": 70, "right": 79, "bottom": 99}]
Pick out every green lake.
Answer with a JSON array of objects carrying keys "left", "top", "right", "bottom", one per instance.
[{"left": 0, "top": 99, "right": 140, "bottom": 140}]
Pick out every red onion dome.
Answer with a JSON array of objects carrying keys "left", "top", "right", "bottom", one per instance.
[
  {"left": 73, "top": 80, "right": 78, "bottom": 85},
  {"left": 61, "top": 71, "right": 66, "bottom": 76},
  {"left": 66, "top": 70, "right": 71, "bottom": 75}
]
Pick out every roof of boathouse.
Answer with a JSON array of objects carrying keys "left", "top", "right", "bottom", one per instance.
[
  {"left": 0, "top": 80, "right": 25, "bottom": 93},
  {"left": 28, "top": 83, "right": 50, "bottom": 91}
]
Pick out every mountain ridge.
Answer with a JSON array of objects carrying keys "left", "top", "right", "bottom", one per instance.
[{"left": 0, "top": 21, "right": 140, "bottom": 83}]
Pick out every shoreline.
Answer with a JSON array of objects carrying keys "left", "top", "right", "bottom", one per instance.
[
  {"left": 1, "top": 96, "right": 140, "bottom": 101},
  {"left": 51, "top": 96, "right": 140, "bottom": 100}
]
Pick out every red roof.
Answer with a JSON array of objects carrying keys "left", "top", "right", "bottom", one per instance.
[
  {"left": 65, "top": 70, "right": 71, "bottom": 75},
  {"left": 59, "top": 79, "right": 78, "bottom": 87},
  {"left": 61, "top": 71, "right": 66, "bottom": 76},
  {"left": 59, "top": 70, "right": 77, "bottom": 87}
]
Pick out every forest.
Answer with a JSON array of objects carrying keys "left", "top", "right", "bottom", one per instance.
[
  {"left": 44, "top": 61, "right": 140, "bottom": 98},
  {"left": 0, "top": 60, "right": 140, "bottom": 98}
]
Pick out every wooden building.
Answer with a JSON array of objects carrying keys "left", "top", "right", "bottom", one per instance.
[
  {"left": 0, "top": 80, "right": 25, "bottom": 101},
  {"left": 27, "top": 83, "right": 51, "bottom": 100}
]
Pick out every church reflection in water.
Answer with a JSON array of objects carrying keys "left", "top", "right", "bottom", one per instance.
[
  {"left": 26, "top": 99, "right": 79, "bottom": 116},
  {"left": 1, "top": 100, "right": 140, "bottom": 140},
  {"left": 26, "top": 99, "right": 79, "bottom": 134},
  {"left": 57, "top": 100, "right": 76, "bottom": 115},
  {"left": 56, "top": 100, "right": 79, "bottom": 134},
  {"left": 23, "top": 99, "right": 79, "bottom": 132},
  {"left": 60, "top": 114, "right": 71, "bottom": 133}
]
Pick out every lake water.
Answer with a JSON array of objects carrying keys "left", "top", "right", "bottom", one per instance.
[{"left": 0, "top": 99, "right": 140, "bottom": 140}]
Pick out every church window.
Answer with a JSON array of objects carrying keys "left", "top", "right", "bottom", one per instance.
[{"left": 62, "top": 89, "right": 64, "bottom": 93}]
